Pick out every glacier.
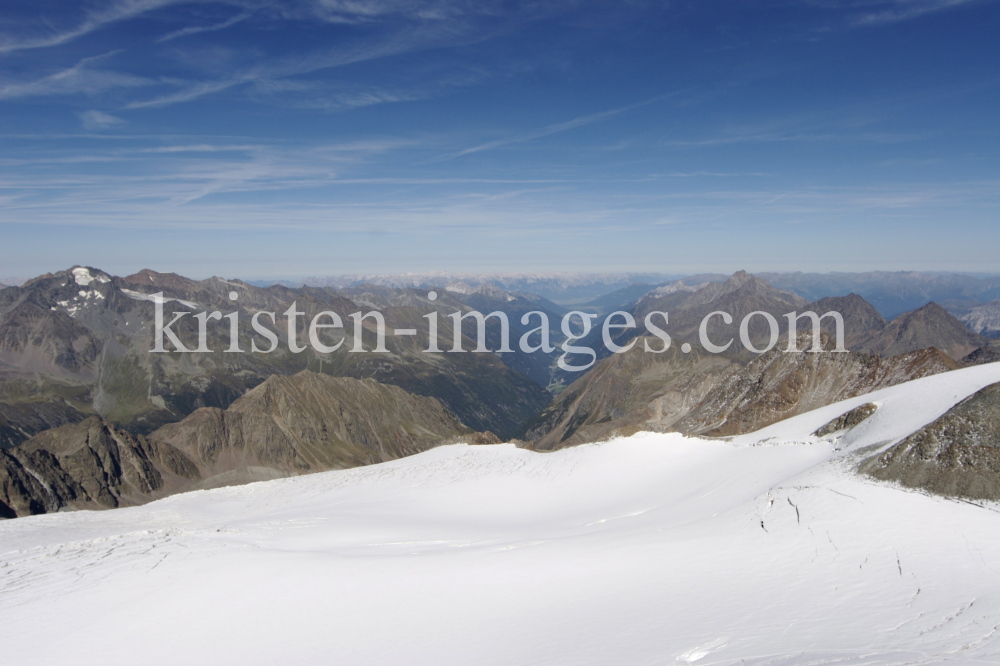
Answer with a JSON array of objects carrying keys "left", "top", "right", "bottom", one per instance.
[{"left": 2, "top": 364, "right": 1000, "bottom": 665}]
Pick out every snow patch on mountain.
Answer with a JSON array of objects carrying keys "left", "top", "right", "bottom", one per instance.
[
  {"left": 70, "top": 267, "right": 109, "bottom": 286},
  {"left": 648, "top": 280, "right": 706, "bottom": 298},
  {"left": 120, "top": 288, "right": 198, "bottom": 309}
]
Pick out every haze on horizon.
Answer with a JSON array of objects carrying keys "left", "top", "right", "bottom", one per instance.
[{"left": 1, "top": 0, "right": 998, "bottom": 279}]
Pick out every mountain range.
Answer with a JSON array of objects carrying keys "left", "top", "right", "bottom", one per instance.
[
  {"left": 556, "top": 272, "right": 987, "bottom": 382},
  {"left": 0, "top": 267, "right": 550, "bottom": 447},
  {"left": 286, "top": 270, "right": 1000, "bottom": 321},
  {"left": 759, "top": 271, "right": 1000, "bottom": 319},
  {"left": 300, "top": 271, "right": 684, "bottom": 304},
  {"left": 3, "top": 265, "right": 1000, "bottom": 520}
]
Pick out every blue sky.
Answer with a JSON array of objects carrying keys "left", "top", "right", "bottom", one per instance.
[{"left": 1, "top": 0, "right": 998, "bottom": 280}]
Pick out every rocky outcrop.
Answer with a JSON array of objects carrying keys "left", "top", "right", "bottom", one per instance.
[
  {"left": 859, "top": 382, "right": 1000, "bottom": 500},
  {"left": 676, "top": 346, "right": 956, "bottom": 438},
  {"left": 813, "top": 403, "right": 878, "bottom": 437}
]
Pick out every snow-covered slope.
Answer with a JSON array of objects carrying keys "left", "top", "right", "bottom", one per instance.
[{"left": 3, "top": 365, "right": 1000, "bottom": 665}]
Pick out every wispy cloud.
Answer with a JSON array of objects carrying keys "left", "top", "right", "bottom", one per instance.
[
  {"left": 808, "top": 0, "right": 991, "bottom": 26},
  {"left": 0, "top": 0, "right": 569, "bottom": 114},
  {"left": 0, "top": 0, "right": 552, "bottom": 55},
  {"left": 0, "top": 0, "right": 201, "bottom": 54},
  {"left": 856, "top": 0, "right": 986, "bottom": 24},
  {"left": 0, "top": 53, "right": 152, "bottom": 100},
  {"left": 125, "top": 20, "right": 472, "bottom": 109},
  {"left": 441, "top": 95, "right": 672, "bottom": 160},
  {"left": 157, "top": 10, "right": 255, "bottom": 42},
  {"left": 79, "top": 110, "right": 125, "bottom": 130},
  {"left": 125, "top": 79, "right": 245, "bottom": 109}
]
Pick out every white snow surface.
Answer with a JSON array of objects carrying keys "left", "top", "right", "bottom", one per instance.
[
  {"left": 120, "top": 287, "right": 198, "bottom": 309},
  {"left": 4, "top": 364, "right": 1000, "bottom": 665},
  {"left": 71, "top": 267, "right": 110, "bottom": 286}
]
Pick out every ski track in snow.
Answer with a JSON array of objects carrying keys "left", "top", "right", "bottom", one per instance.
[{"left": 3, "top": 365, "right": 1000, "bottom": 665}]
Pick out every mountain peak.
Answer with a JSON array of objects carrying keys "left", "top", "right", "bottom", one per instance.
[
  {"left": 865, "top": 300, "right": 987, "bottom": 360},
  {"left": 684, "top": 270, "right": 806, "bottom": 309},
  {"left": 727, "top": 269, "right": 752, "bottom": 284}
]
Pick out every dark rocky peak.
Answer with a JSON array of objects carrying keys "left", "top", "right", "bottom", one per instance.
[{"left": 802, "top": 293, "right": 887, "bottom": 350}]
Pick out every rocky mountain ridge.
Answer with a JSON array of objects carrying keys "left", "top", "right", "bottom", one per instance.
[
  {"left": 0, "top": 371, "right": 487, "bottom": 518},
  {"left": 525, "top": 332, "right": 960, "bottom": 450}
]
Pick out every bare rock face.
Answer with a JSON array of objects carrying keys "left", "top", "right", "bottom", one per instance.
[
  {"left": 1, "top": 372, "right": 478, "bottom": 519},
  {"left": 0, "top": 448, "right": 71, "bottom": 518},
  {"left": 813, "top": 403, "right": 878, "bottom": 437},
  {"left": 0, "top": 416, "right": 199, "bottom": 518},
  {"left": 859, "top": 383, "right": 1000, "bottom": 500},
  {"left": 680, "top": 346, "right": 956, "bottom": 438}
]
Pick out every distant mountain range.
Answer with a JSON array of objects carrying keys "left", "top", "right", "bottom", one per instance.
[
  {"left": 300, "top": 271, "right": 684, "bottom": 304},
  {"left": 758, "top": 271, "right": 1000, "bottom": 320},
  {"left": 250, "top": 270, "right": 1000, "bottom": 320},
  {"left": 552, "top": 271, "right": 988, "bottom": 384}
]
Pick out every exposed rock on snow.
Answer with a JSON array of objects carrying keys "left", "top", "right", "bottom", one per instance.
[
  {"left": 813, "top": 402, "right": 878, "bottom": 437},
  {"left": 860, "top": 381, "right": 1000, "bottom": 500}
]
